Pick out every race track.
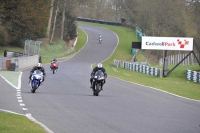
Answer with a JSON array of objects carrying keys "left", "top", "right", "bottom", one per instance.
[{"left": 1, "top": 24, "right": 200, "bottom": 133}]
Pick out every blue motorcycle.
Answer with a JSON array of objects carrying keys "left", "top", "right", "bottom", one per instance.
[{"left": 30, "top": 70, "right": 43, "bottom": 93}]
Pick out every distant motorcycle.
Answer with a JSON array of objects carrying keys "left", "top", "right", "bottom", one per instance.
[
  {"left": 50, "top": 61, "right": 58, "bottom": 74},
  {"left": 91, "top": 70, "right": 105, "bottom": 96},
  {"left": 30, "top": 70, "right": 43, "bottom": 93},
  {"left": 99, "top": 38, "right": 102, "bottom": 44}
]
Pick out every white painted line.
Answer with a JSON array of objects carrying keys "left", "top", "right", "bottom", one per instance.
[
  {"left": 16, "top": 89, "right": 21, "bottom": 92},
  {"left": 17, "top": 97, "right": 22, "bottom": 99},
  {"left": 17, "top": 72, "right": 22, "bottom": 89},
  {"left": 17, "top": 92, "right": 21, "bottom": 94},
  {"left": 20, "top": 103, "right": 25, "bottom": 106},
  {"left": 0, "top": 71, "right": 22, "bottom": 90},
  {"left": 22, "top": 108, "right": 28, "bottom": 110},
  {"left": 26, "top": 114, "right": 54, "bottom": 133},
  {"left": 18, "top": 100, "right": 23, "bottom": 102},
  {"left": 0, "top": 109, "right": 24, "bottom": 116},
  {"left": 109, "top": 75, "right": 200, "bottom": 103},
  {"left": 0, "top": 75, "right": 17, "bottom": 89}
]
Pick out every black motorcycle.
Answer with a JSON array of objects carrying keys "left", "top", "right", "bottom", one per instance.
[{"left": 91, "top": 70, "right": 105, "bottom": 96}]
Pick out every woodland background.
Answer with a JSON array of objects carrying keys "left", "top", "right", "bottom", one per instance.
[{"left": 0, "top": 0, "right": 199, "bottom": 58}]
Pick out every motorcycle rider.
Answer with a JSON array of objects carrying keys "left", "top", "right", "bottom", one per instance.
[
  {"left": 51, "top": 58, "right": 57, "bottom": 63},
  {"left": 90, "top": 63, "right": 107, "bottom": 89},
  {"left": 50, "top": 58, "right": 58, "bottom": 70},
  {"left": 99, "top": 33, "right": 102, "bottom": 42},
  {"left": 29, "top": 63, "right": 46, "bottom": 82}
]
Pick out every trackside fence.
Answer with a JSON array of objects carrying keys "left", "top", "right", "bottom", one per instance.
[{"left": 159, "top": 53, "right": 200, "bottom": 66}]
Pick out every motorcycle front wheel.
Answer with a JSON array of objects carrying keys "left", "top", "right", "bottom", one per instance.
[
  {"left": 31, "top": 81, "right": 37, "bottom": 93},
  {"left": 94, "top": 83, "right": 101, "bottom": 96}
]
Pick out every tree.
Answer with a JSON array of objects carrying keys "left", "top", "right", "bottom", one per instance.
[
  {"left": 60, "top": 0, "right": 66, "bottom": 40},
  {"left": 63, "top": 11, "right": 77, "bottom": 42},
  {"left": 2, "top": 0, "right": 49, "bottom": 46},
  {"left": 46, "top": 0, "right": 54, "bottom": 38},
  {"left": 50, "top": 1, "right": 59, "bottom": 43}
]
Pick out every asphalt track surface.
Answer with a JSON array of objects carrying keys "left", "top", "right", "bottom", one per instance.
[{"left": 1, "top": 24, "right": 200, "bottom": 133}]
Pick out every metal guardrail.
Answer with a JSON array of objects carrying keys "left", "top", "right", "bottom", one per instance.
[{"left": 77, "top": 17, "right": 122, "bottom": 26}]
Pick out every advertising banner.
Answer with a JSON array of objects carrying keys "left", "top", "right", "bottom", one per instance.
[{"left": 142, "top": 37, "right": 193, "bottom": 51}]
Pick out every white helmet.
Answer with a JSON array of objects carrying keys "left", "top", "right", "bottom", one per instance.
[
  {"left": 97, "top": 63, "right": 102, "bottom": 68},
  {"left": 37, "top": 63, "right": 42, "bottom": 68}
]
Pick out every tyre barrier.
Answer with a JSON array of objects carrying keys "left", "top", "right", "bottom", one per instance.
[
  {"left": 186, "top": 69, "right": 200, "bottom": 83},
  {"left": 114, "top": 59, "right": 160, "bottom": 77}
]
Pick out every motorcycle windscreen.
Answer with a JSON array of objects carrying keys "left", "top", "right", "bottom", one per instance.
[
  {"left": 94, "top": 70, "right": 105, "bottom": 79},
  {"left": 34, "top": 70, "right": 43, "bottom": 74}
]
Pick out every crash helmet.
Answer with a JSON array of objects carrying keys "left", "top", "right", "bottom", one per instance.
[
  {"left": 36, "top": 63, "right": 42, "bottom": 69},
  {"left": 97, "top": 63, "right": 102, "bottom": 69},
  {"left": 53, "top": 58, "right": 57, "bottom": 61}
]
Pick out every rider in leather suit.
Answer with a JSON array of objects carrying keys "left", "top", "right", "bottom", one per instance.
[{"left": 90, "top": 63, "right": 107, "bottom": 88}]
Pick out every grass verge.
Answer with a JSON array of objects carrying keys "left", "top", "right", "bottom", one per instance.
[{"left": 0, "top": 112, "right": 47, "bottom": 133}]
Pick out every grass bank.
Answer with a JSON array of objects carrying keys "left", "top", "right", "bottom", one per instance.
[
  {"left": 0, "top": 112, "right": 47, "bottom": 133},
  {"left": 40, "top": 28, "right": 87, "bottom": 64},
  {"left": 78, "top": 21, "right": 200, "bottom": 101}
]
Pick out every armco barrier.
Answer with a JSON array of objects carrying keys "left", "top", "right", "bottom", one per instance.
[
  {"left": 114, "top": 59, "right": 161, "bottom": 77},
  {"left": 77, "top": 17, "right": 122, "bottom": 26},
  {"left": 186, "top": 69, "right": 200, "bottom": 83}
]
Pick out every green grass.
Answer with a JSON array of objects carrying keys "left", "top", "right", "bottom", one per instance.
[
  {"left": 40, "top": 28, "right": 86, "bottom": 64},
  {"left": 0, "top": 71, "right": 20, "bottom": 88},
  {"left": 0, "top": 112, "right": 47, "bottom": 133},
  {"left": 0, "top": 46, "right": 24, "bottom": 56},
  {"left": 78, "top": 21, "right": 200, "bottom": 101},
  {"left": 0, "top": 28, "right": 86, "bottom": 64}
]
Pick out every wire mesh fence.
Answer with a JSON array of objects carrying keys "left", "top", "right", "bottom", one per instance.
[{"left": 24, "top": 40, "right": 42, "bottom": 56}]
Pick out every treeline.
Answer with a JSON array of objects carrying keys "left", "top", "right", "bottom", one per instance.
[
  {"left": 73, "top": 0, "right": 200, "bottom": 58},
  {"left": 0, "top": 0, "right": 77, "bottom": 47},
  {"left": 73, "top": 0, "right": 200, "bottom": 39},
  {"left": 0, "top": 0, "right": 199, "bottom": 51}
]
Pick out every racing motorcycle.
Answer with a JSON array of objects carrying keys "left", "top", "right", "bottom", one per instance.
[
  {"left": 91, "top": 70, "right": 105, "bottom": 96},
  {"left": 99, "top": 38, "right": 102, "bottom": 44},
  {"left": 30, "top": 70, "right": 43, "bottom": 93},
  {"left": 51, "top": 61, "right": 58, "bottom": 74}
]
